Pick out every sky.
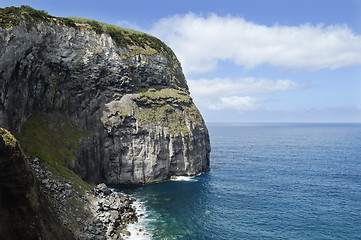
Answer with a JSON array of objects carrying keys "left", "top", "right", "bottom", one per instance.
[{"left": 1, "top": 0, "right": 361, "bottom": 123}]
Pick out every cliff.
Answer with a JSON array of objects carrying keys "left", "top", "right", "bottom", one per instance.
[
  {"left": 0, "top": 128, "right": 74, "bottom": 239},
  {"left": 0, "top": 6, "right": 210, "bottom": 185},
  {"left": 0, "top": 127, "right": 141, "bottom": 239}
]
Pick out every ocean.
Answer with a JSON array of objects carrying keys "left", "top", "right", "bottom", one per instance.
[{"left": 119, "top": 123, "right": 361, "bottom": 239}]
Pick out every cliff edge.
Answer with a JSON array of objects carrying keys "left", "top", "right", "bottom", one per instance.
[{"left": 0, "top": 6, "right": 210, "bottom": 185}]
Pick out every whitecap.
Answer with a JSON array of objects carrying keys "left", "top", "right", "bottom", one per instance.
[{"left": 170, "top": 176, "right": 198, "bottom": 182}]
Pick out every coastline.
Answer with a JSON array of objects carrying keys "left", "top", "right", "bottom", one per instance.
[
  {"left": 110, "top": 188, "right": 152, "bottom": 240},
  {"left": 118, "top": 174, "right": 202, "bottom": 239},
  {"left": 121, "top": 199, "right": 152, "bottom": 240},
  {"left": 30, "top": 153, "right": 202, "bottom": 240},
  {"left": 29, "top": 156, "right": 143, "bottom": 239}
]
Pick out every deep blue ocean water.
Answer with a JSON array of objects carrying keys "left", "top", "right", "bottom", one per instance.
[{"left": 120, "top": 123, "right": 361, "bottom": 239}]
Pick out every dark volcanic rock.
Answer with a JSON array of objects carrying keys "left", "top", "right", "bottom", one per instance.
[
  {"left": 0, "top": 128, "right": 74, "bottom": 240},
  {"left": 0, "top": 9, "right": 210, "bottom": 185}
]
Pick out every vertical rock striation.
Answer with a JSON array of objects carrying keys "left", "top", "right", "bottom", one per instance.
[{"left": 0, "top": 7, "right": 210, "bottom": 185}]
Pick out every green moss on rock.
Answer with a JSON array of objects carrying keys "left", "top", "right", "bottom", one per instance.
[
  {"left": 138, "top": 87, "right": 191, "bottom": 106},
  {"left": 136, "top": 88, "right": 203, "bottom": 135},
  {"left": 0, "top": 127, "right": 18, "bottom": 146},
  {"left": 19, "top": 112, "right": 91, "bottom": 192}
]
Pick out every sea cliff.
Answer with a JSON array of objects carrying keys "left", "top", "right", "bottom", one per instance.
[{"left": 0, "top": 6, "right": 210, "bottom": 185}]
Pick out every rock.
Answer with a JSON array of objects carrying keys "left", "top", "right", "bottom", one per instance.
[
  {"left": 103, "top": 199, "right": 111, "bottom": 208},
  {"left": 121, "top": 230, "right": 131, "bottom": 237},
  {"left": 0, "top": 6, "right": 207, "bottom": 239},
  {"left": 109, "top": 210, "right": 119, "bottom": 220},
  {"left": 95, "top": 236, "right": 106, "bottom": 240},
  {"left": 0, "top": 7, "right": 210, "bottom": 185},
  {"left": 94, "top": 218, "right": 102, "bottom": 224},
  {"left": 42, "top": 179, "right": 49, "bottom": 184},
  {"left": 0, "top": 128, "right": 75, "bottom": 239},
  {"left": 95, "top": 183, "right": 111, "bottom": 195}
]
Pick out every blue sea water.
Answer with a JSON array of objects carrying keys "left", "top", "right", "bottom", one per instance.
[{"left": 120, "top": 123, "right": 361, "bottom": 239}]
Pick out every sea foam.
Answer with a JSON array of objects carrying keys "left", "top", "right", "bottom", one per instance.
[
  {"left": 170, "top": 176, "right": 198, "bottom": 182},
  {"left": 122, "top": 200, "right": 152, "bottom": 240},
  {"left": 110, "top": 188, "right": 152, "bottom": 240}
]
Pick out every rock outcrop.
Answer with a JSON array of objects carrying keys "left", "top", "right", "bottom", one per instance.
[
  {"left": 31, "top": 156, "right": 140, "bottom": 240},
  {"left": 0, "top": 6, "right": 210, "bottom": 185},
  {"left": 0, "top": 128, "right": 75, "bottom": 239},
  {"left": 0, "top": 127, "right": 141, "bottom": 240}
]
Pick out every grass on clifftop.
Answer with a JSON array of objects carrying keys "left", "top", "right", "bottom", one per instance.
[
  {"left": 68, "top": 17, "right": 143, "bottom": 35},
  {"left": 0, "top": 6, "right": 174, "bottom": 57},
  {"left": 0, "top": 5, "right": 78, "bottom": 29},
  {"left": 0, "top": 5, "right": 50, "bottom": 28},
  {"left": 19, "top": 112, "right": 91, "bottom": 193},
  {"left": 68, "top": 17, "right": 174, "bottom": 56}
]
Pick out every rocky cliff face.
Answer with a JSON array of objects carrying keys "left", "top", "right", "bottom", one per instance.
[
  {"left": 0, "top": 7, "right": 210, "bottom": 185},
  {"left": 0, "top": 128, "right": 74, "bottom": 239},
  {"left": 0, "top": 127, "right": 142, "bottom": 240}
]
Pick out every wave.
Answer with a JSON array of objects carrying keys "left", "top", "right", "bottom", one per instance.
[
  {"left": 110, "top": 189, "right": 152, "bottom": 240},
  {"left": 123, "top": 200, "right": 152, "bottom": 240},
  {"left": 170, "top": 175, "right": 198, "bottom": 182}
]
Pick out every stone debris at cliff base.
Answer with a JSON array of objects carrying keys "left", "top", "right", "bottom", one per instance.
[{"left": 30, "top": 157, "right": 141, "bottom": 240}]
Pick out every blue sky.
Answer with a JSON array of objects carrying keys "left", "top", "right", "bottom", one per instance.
[{"left": 1, "top": 0, "right": 360, "bottom": 123}]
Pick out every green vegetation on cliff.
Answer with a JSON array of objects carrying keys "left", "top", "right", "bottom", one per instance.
[
  {"left": 0, "top": 5, "right": 78, "bottom": 31},
  {"left": 0, "top": 6, "right": 174, "bottom": 59},
  {"left": 0, "top": 5, "right": 51, "bottom": 28},
  {"left": 136, "top": 88, "right": 204, "bottom": 135},
  {"left": 0, "top": 127, "right": 18, "bottom": 146},
  {"left": 68, "top": 17, "right": 175, "bottom": 58},
  {"left": 19, "top": 112, "right": 90, "bottom": 193}
]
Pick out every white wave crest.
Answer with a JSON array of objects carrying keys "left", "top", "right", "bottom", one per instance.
[
  {"left": 122, "top": 200, "right": 152, "bottom": 240},
  {"left": 170, "top": 176, "right": 198, "bottom": 182}
]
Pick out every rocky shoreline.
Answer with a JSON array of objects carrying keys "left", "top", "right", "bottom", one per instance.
[{"left": 30, "top": 157, "right": 145, "bottom": 240}]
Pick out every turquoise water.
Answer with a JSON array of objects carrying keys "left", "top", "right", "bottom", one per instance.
[{"left": 120, "top": 123, "right": 361, "bottom": 239}]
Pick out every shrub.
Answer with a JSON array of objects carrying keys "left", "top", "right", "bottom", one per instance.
[
  {"left": 0, "top": 6, "right": 20, "bottom": 28},
  {"left": 58, "top": 17, "right": 77, "bottom": 28},
  {"left": 89, "top": 20, "right": 103, "bottom": 34},
  {"left": 20, "top": 5, "right": 51, "bottom": 20}
]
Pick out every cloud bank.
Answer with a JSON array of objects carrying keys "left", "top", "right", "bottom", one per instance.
[
  {"left": 150, "top": 13, "right": 361, "bottom": 75},
  {"left": 188, "top": 78, "right": 300, "bottom": 97},
  {"left": 188, "top": 77, "right": 301, "bottom": 112}
]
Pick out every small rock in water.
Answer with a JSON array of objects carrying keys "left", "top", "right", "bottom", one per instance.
[{"left": 121, "top": 230, "right": 131, "bottom": 236}]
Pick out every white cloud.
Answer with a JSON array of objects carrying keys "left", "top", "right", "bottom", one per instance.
[
  {"left": 188, "top": 77, "right": 301, "bottom": 112},
  {"left": 188, "top": 77, "right": 301, "bottom": 98},
  {"left": 209, "top": 96, "right": 262, "bottom": 112},
  {"left": 150, "top": 13, "right": 361, "bottom": 75}
]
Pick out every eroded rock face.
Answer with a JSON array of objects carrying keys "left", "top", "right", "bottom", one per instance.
[
  {"left": 0, "top": 18, "right": 210, "bottom": 185},
  {"left": 0, "top": 128, "right": 75, "bottom": 239}
]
